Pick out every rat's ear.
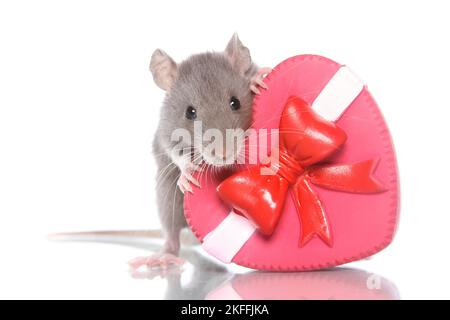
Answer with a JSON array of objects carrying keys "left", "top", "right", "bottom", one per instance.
[
  {"left": 225, "top": 33, "right": 252, "bottom": 75},
  {"left": 150, "top": 49, "right": 178, "bottom": 91}
]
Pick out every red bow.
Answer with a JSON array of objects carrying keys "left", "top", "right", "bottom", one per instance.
[{"left": 217, "top": 96, "right": 386, "bottom": 247}]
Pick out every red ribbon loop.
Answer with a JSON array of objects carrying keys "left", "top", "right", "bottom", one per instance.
[{"left": 217, "top": 96, "right": 386, "bottom": 247}]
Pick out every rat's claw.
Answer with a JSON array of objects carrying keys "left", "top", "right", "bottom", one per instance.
[
  {"left": 176, "top": 160, "right": 202, "bottom": 193},
  {"left": 178, "top": 184, "right": 186, "bottom": 194},
  {"left": 250, "top": 67, "right": 272, "bottom": 95},
  {"left": 255, "top": 78, "right": 268, "bottom": 89},
  {"left": 183, "top": 181, "right": 193, "bottom": 193},
  {"left": 177, "top": 176, "right": 191, "bottom": 194},
  {"left": 177, "top": 171, "right": 200, "bottom": 194},
  {"left": 185, "top": 171, "right": 201, "bottom": 188},
  {"left": 250, "top": 84, "right": 261, "bottom": 95}
]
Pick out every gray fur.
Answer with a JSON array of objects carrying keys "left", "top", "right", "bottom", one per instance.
[{"left": 151, "top": 34, "right": 258, "bottom": 255}]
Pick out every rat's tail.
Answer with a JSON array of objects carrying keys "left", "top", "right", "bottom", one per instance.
[
  {"left": 48, "top": 229, "right": 164, "bottom": 240},
  {"left": 48, "top": 229, "right": 199, "bottom": 245}
]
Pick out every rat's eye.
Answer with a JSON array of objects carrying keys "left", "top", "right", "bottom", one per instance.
[
  {"left": 185, "top": 106, "right": 197, "bottom": 120},
  {"left": 230, "top": 96, "right": 241, "bottom": 111}
]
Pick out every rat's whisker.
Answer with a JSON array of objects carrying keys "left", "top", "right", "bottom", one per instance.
[
  {"left": 160, "top": 172, "right": 180, "bottom": 210},
  {"left": 156, "top": 162, "right": 177, "bottom": 185}
]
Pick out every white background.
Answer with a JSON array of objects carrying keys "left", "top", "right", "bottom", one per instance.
[{"left": 0, "top": 0, "right": 449, "bottom": 299}]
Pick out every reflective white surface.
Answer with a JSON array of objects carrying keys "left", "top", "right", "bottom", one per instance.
[
  {"left": 1, "top": 228, "right": 448, "bottom": 299},
  {"left": 0, "top": 235, "right": 399, "bottom": 300}
]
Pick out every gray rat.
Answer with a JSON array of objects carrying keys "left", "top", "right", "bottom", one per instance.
[
  {"left": 129, "top": 34, "right": 271, "bottom": 269},
  {"left": 49, "top": 34, "right": 270, "bottom": 269}
]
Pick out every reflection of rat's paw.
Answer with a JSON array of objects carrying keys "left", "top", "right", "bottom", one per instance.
[
  {"left": 250, "top": 67, "right": 272, "bottom": 94},
  {"left": 129, "top": 263, "right": 184, "bottom": 280},
  {"left": 177, "top": 164, "right": 201, "bottom": 194},
  {"left": 128, "top": 253, "right": 185, "bottom": 270}
]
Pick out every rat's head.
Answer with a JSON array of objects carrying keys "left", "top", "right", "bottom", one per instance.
[{"left": 150, "top": 34, "right": 255, "bottom": 166}]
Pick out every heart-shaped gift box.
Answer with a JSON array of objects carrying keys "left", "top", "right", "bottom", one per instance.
[{"left": 184, "top": 55, "right": 399, "bottom": 271}]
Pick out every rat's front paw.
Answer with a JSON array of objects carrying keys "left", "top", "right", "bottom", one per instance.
[
  {"left": 250, "top": 67, "right": 272, "bottom": 94},
  {"left": 177, "top": 163, "right": 201, "bottom": 194}
]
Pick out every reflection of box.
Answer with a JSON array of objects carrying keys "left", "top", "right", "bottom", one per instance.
[
  {"left": 207, "top": 269, "right": 400, "bottom": 300},
  {"left": 185, "top": 55, "right": 400, "bottom": 271}
]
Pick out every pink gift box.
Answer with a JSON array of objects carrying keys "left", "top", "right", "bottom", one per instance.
[{"left": 184, "top": 55, "right": 400, "bottom": 271}]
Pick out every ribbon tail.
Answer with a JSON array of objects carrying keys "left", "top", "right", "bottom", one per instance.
[
  {"left": 292, "top": 178, "right": 333, "bottom": 247},
  {"left": 308, "top": 158, "right": 386, "bottom": 193}
]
